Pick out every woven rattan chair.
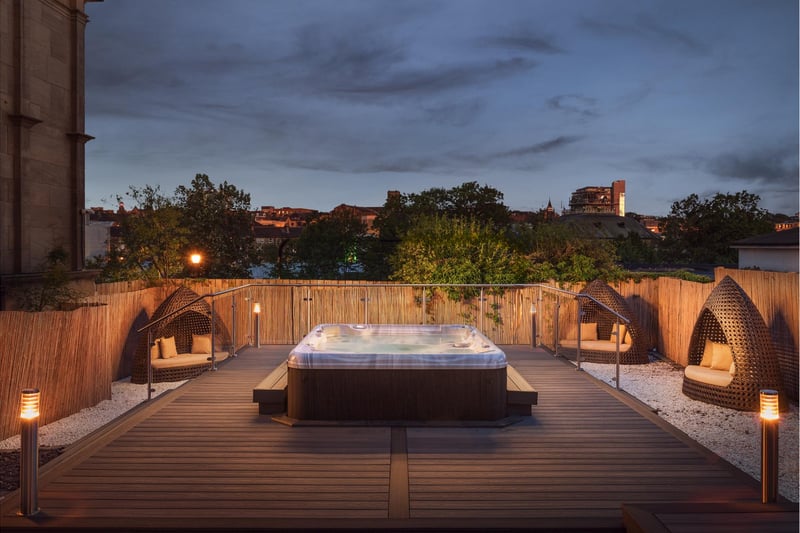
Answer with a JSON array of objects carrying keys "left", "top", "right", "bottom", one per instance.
[
  {"left": 131, "top": 286, "right": 232, "bottom": 384},
  {"left": 558, "top": 279, "right": 650, "bottom": 365},
  {"left": 682, "top": 276, "right": 783, "bottom": 411}
]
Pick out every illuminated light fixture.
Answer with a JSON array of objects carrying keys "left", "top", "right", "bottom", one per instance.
[
  {"left": 760, "top": 389, "right": 779, "bottom": 504},
  {"left": 760, "top": 389, "right": 779, "bottom": 421},
  {"left": 19, "top": 388, "right": 41, "bottom": 516},
  {"left": 189, "top": 253, "right": 202, "bottom": 265},
  {"left": 20, "top": 388, "right": 40, "bottom": 420},
  {"left": 253, "top": 303, "right": 261, "bottom": 348}
]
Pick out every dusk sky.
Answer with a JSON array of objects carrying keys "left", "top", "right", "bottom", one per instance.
[{"left": 84, "top": 0, "right": 799, "bottom": 217}]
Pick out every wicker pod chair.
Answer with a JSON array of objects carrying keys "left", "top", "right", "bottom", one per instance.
[
  {"left": 131, "top": 286, "right": 232, "bottom": 384},
  {"left": 558, "top": 279, "right": 650, "bottom": 365},
  {"left": 682, "top": 276, "right": 783, "bottom": 411}
]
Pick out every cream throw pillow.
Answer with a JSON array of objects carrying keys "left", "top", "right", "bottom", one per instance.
[
  {"left": 580, "top": 322, "right": 598, "bottom": 341},
  {"left": 191, "top": 334, "right": 212, "bottom": 354},
  {"left": 609, "top": 323, "right": 628, "bottom": 344},
  {"left": 710, "top": 341, "right": 733, "bottom": 371},
  {"left": 150, "top": 339, "right": 161, "bottom": 360},
  {"left": 160, "top": 336, "right": 178, "bottom": 359},
  {"left": 700, "top": 338, "right": 714, "bottom": 367}
]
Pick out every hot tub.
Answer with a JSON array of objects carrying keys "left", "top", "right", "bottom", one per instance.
[{"left": 286, "top": 324, "right": 508, "bottom": 421}]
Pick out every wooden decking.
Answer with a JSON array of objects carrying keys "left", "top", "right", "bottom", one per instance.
[{"left": 1, "top": 346, "right": 796, "bottom": 532}]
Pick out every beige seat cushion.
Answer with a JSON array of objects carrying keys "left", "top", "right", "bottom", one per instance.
[
  {"left": 684, "top": 364, "right": 733, "bottom": 387},
  {"left": 151, "top": 352, "right": 229, "bottom": 369},
  {"left": 560, "top": 339, "right": 631, "bottom": 352},
  {"left": 700, "top": 339, "right": 714, "bottom": 367}
]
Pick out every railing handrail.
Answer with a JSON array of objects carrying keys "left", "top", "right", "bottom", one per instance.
[{"left": 136, "top": 281, "right": 627, "bottom": 334}]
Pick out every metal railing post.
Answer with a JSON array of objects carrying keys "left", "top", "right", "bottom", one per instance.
[
  {"left": 480, "top": 287, "right": 485, "bottom": 331},
  {"left": 576, "top": 300, "right": 583, "bottom": 371},
  {"left": 147, "top": 329, "right": 153, "bottom": 401},
  {"left": 614, "top": 318, "right": 621, "bottom": 390},
  {"left": 231, "top": 294, "right": 237, "bottom": 357},
  {"left": 306, "top": 287, "right": 311, "bottom": 333},
  {"left": 554, "top": 296, "right": 560, "bottom": 357},
  {"left": 422, "top": 288, "right": 426, "bottom": 324},
  {"left": 210, "top": 298, "right": 217, "bottom": 370}
]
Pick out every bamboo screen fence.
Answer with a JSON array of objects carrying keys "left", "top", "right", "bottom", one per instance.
[{"left": 1, "top": 269, "right": 796, "bottom": 440}]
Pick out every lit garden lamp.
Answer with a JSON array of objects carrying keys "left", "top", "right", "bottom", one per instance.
[
  {"left": 253, "top": 302, "right": 261, "bottom": 348},
  {"left": 760, "top": 389, "right": 779, "bottom": 503},
  {"left": 189, "top": 252, "right": 203, "bottom": 278},
  {"left": 19, "top": 388, "right": 41, "bottom": 516}
]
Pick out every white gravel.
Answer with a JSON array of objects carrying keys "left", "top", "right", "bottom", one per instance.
[
  {"left": 580, "top": 358, "right": 798, "bottom": 502},
  {"left": 1, "top": 361, "right": 797, "bottom": 502},
  {"left": 0, "top": 379, "right": 185, "bottom": 450}
]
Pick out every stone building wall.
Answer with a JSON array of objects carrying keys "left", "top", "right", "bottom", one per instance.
[{"left": 0, "top": 0, "right": 97, "bottom": 307}]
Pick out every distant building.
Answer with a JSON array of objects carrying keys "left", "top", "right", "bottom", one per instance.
[
  {"left": 555, "top": 213, "right": 658, "bottom": 242},
  {"left": 730, "top": 228, "right": 799, "bottom": 273},
  {"left": 774, "top": 214, "right": 799, "bottom": 232},
  {"left": 567, "top": 180, "right": 626, "bottom": 216},
  {"left": 330, "top": 204, "right": 382, "bottom": 235},
  {"left": 253, "top": 225, "right": 303, "bottom": 247},
  {"left": 254, "top": 206, "right": 317, "bottom": 227}
]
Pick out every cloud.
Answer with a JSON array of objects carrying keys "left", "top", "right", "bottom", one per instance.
[
  {"left": 422, "top": 99, "right": 486, "bottom": 126},
  {"left": 331, "top": 57, "right": 537, "bottom": 98},
  {"left": 480, "top": 31, "right": 565, "bottom": 54},
  {"left": 547, "top": 94, "right": 599, "bottom": 117},
  {"left": 492, "top": 136, "right": 583, "bottom": 159},
  {"left": 580, "top": 14, "right": 710, "bottom": 56},
  {"left": 706, "top": 144, "right": 799, "bottom": 188},
  {"left": 455, "top": 136, "right": 583, "bottom": 166}
]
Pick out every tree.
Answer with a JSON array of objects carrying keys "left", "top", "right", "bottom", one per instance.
[
  {"left": 287, "top": 210, "right": 370, "bottom": 279},
  {"left": 112, "top": 185, "right": 189, "bottom": 281},
  {"left": 513, "top": 223, "right": 625, "bottom": 282},
  {"left": 659, "top": 191, "right": 773, "bottom": 264},
  {"left": 16, "top": 246, "right": 86, "bottom": 311},
  {"left": 390, "top": 215, "right": 531, "bottom": 291},
  {"left": 175, "top": 174, "right": 257, "bottom": 278},
  {"left": 372, "top": 181, "right": 512, "bottom": 277}
]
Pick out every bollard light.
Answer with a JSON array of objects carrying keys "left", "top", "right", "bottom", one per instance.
[
  {"left": 19, "top": 388, "right": 41, "bottom": 516},
  {"left": 529, "top": 303, "right": 537, "bottom": 349},
  {"left": 760, "top": 390, "right": 779, "bottom": 421},
  {"left": 760, "top": 389, "right": 779, "bottom": 504},
  {"left": 253, "top": 302, "right": 261, "bottom": 314},
  {"left": 20, "top": 389, "right": 40, "bottom": 420}
]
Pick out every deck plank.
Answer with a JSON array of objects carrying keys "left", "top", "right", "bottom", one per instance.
[{"left": 1, "top": 345, "right": 794, "bottom": 532}]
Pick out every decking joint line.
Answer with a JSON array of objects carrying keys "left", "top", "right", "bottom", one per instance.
[{"left": 388, "top": 426, "right": 410, "bottom": 519}]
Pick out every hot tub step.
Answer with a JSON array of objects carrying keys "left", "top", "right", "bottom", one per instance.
[
  {"left": 506, "top": 364, "right": 537, "bottom": 416},
  {"left": 252, "top": 361, "right": 288, "bottom": 415}
]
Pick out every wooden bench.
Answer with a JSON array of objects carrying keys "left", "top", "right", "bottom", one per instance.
[
  {"left": 506, "top": 364, "right": 537, "bottom": 416},
  {"left": 253, "top": 361, "right": 538, "bottom": 418},
  {"left": 252, "top": 361, "right": 288, "bottom": 415}
]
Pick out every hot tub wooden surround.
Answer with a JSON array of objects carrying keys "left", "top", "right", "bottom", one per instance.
[{"left": 252, "top": 360, "right": 537, "bottom": 423}]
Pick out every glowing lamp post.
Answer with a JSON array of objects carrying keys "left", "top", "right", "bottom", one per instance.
[
  {"left": 19, "top": 388, "right": 41, "bottom": 516},
  {"left": 760, "top": 389, "right": 779, "bottom": 503},
  {"left": 189, "top": 252, "right": 203, "bottom": 278},
  {"left": 253, "top": 302, "right": 261, "bottom": 348}
]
